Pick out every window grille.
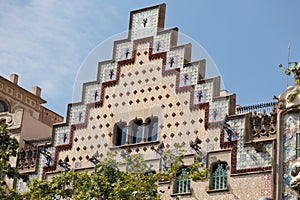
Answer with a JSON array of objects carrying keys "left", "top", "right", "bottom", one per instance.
[
  {"left": 175, "top": 168, "right": 190, "bottom": 194},
  {"left": 211, "top": 162, "right": 227, "bottom": 190}
]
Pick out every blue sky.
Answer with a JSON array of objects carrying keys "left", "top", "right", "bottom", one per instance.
[{"left": 1, "top": 0, "right": 300, "bottom": 116}]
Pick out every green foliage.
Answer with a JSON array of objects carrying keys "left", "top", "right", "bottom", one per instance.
[
  {"left": 0, "top": 129, "right": 208, "bottom": 200},
  {"left": 280, "top": 62, "right": 300, "bottom": 102},
  {"left": 22, "top": 152, "right": 160, "bottom": 200},
  {"left": 0, "top": 122, "right": 22, "bottom": 199},
  {"left": 157, "top": 144, "right": 209, "bottom": 182},
  {"left": 0, "top": 185, "right": 22, "bottom": 200},
  {"left": 0, "top": 122, "right": 19, "bottom": 179},
  {"left": 126, "top": 153, "right": 152, "bottom": 174},
  {"left": 280, "top": 62, "right": 300, "bottom": 80},
  {"left": 188, "top": 161, "right": 209, "bottom": 181}
]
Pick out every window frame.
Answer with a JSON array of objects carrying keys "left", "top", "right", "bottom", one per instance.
[{"left": 112, "top": 117, "right": 159, "bottom": 147}]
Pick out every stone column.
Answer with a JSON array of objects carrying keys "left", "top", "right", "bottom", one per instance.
[
  {"left": 126, "top": 125, "right": 131, "bottom": 144},
  {"left": 142, "top": 123, "right": 148, "bottom": 142}
]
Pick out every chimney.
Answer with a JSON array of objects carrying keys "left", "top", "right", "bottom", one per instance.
[
  {"left": 31, "top": 86, "right": 41, "bottom": 97},
  {"left": 220, "top": 90, "right": 229, "bottom": 96},
  {"left": 10, "top": 74, "right": 19, "bottom": 84}
]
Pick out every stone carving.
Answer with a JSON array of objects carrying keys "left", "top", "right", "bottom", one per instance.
[
  {"left": 278, "top": 85, "right": 300, "bottom": 109},
  {"left": 261, "top": 110, "right": 270, "bottom": 136},
  {"left": 17, "top": 147, "right": 38, "bottom": 172},
  {"left": 252, "top": 111, "right": 261, "bottom": 137},
  {"left": 269, "top": 107, "right": 277, "bottom": 134},
  {"left": 251, "top": 108, "right": 277, "bottom": 138},
  {"left": 0, "top": 109, "right": 23, "bottom": 129},
  {"left": 290, "top": 160, "right": 300, "bottom": 196}
]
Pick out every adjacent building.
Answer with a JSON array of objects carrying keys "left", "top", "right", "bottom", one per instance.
[{"left": 0, "top": 74, "right": 63, "bottom": 188}]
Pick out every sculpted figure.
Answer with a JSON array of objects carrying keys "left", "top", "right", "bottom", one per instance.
[
  {"left": 270, "top": 107, "right": 277, "bottom": 126},
  {"left": 261, "top": 109, "right": 270, "bottom": 126}
]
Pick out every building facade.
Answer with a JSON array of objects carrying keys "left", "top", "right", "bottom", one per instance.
[
  {"left": 11, "top": 4, "right": 300, "bottom": 200},
  {"left": 0, "top": 74, "right": 63, "bottom": 188}
]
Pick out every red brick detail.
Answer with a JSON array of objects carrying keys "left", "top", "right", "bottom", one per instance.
[{"left": 42, "top": 125, "right": 76, "bottom": 178}]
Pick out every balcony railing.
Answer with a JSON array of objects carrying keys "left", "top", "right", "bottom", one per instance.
[{"left": 236, "top": 102, "right": 276, "bottom": 114}]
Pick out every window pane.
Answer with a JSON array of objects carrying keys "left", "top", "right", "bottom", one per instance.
[
  {"left": 297, "top": 132, "right": 300, "bottom": 158},
  {"left": 121, "top": 126, "right": 126, "bottom": 145},
  {"left": 146, "top": 117, "right": 158, "bottom": 141},
  {"left": 130, "top": 119, "right": 143, "bottom": 144},
  {"left": 0, "top": 102, "right": 4, "bottom": 112},
  {"left": 115, "top": 123, "right": 127, "bottom": 146},
  {"left": 297, "top": 149, "right": 300, "bottom": 159},
  {"left": 0, "top": 101, "right": 8, "bottom": 112},
  {"left": 151, "top": 118, "right": 158, "bottom": 141},
  {"left": 136, "top": 124, "right": 143, "bottom": 143},
  {"left": 297, "top": 132, "right": 300, "bottom": 148}
]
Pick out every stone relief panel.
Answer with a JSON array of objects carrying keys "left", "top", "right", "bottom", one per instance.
[
  {"left": 282, "top": 112, "right": 300, "bottom": 199},
  {"left": 0, "top": 109, "right": 23, "bottom": 130},
  {"left": 233, "top": 117, "right": 272, "bottom": 171}
]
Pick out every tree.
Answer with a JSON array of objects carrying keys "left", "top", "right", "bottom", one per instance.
[
  {"left": 0, "top": 126, "right": 208, "bottom": 199},
  {"left": 157, "top": 144, "right": 208, "bottom": 182},
  {"left": 22, "top": 152, "right": 161, "bottom": 200},
  {"left": 21, "top": 145, "right": 208, "bottom": 200},
  {"left": 280, "top": 61, "right": 300, "bottom": 102},
  {"left": 0, "top": 122, "right": 22, "bottom": 199}
]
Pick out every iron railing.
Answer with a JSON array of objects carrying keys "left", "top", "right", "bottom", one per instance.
[{"left": 236, "top": 102, "right": 276, "bottom": 114}]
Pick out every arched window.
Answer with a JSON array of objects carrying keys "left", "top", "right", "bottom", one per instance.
[
  {"left": 114, "top": 122, "right": 127, "bottom": 146},
  {"left": 145, "top": 117, "right": 158, "bottom": 142},
  {"left": 211, "top": 162, "right": 228, "bottom": 190},
  {"left": 175, "top": 168, "right": 190, "bottom": 194},
  {"left": 0, "top": 100, "right": 8, "bottom": 113},
  {"left": 129, "top": 119, "right": 143, "bottom": 144}
]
